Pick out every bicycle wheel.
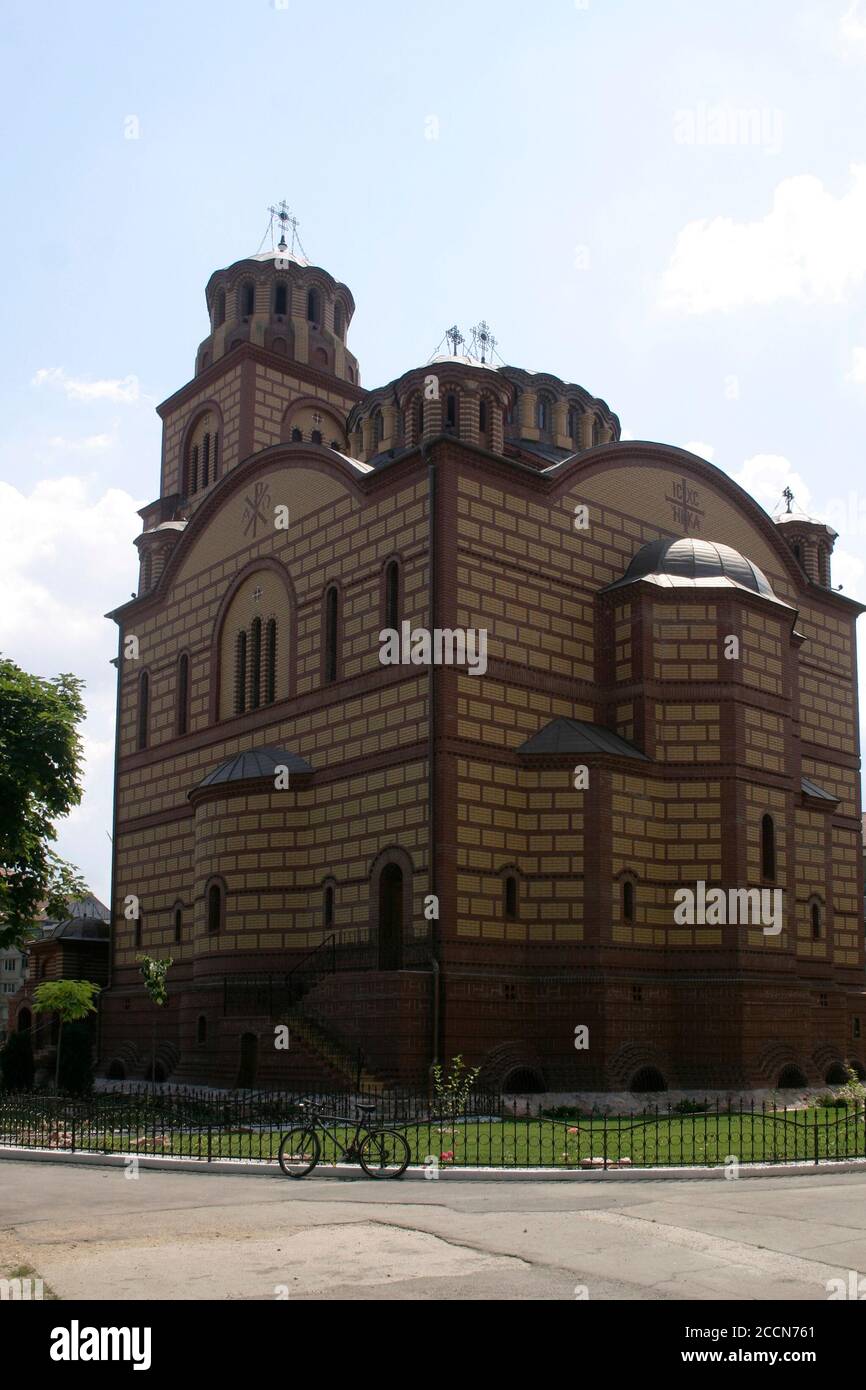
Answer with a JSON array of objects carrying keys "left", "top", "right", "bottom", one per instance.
[
  {"left": 358, "top": 1128, "right": 410, "bottom": 1179},
  {"left": 278, "top": 1127, "right": 320, "bottom": 1178}
]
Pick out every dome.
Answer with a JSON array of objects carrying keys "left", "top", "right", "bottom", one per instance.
[
  {"left": 606, "top": 537, "right": 777, "bottom": 599},
  {"left": 194, "top": 747, "right": 313, "bottom": 790}
]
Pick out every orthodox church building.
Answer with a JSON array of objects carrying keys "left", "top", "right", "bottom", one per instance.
[{"left": 99, "top": 212, "right": 865, "bottom": 1092}]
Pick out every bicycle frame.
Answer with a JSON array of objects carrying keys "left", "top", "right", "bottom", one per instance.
[{"left": 300, "top": 1109, "right": 373, "bottom": 1161}]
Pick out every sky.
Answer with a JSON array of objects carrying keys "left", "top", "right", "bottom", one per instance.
[{"left": 2, "top": 0, "right": 866, "bottom": 904}]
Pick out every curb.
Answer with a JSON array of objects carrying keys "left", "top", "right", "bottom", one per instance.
[{"left": 3, "top": 1146, "right": 866, "bottom": 1182}]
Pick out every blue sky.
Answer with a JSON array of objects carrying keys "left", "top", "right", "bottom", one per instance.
[{"left": 2, "top": 0, "right": 866, "bottom": 902}]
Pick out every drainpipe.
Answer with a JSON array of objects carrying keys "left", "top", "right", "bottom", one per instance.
[{"left": 422, "top": 438, "right": 440, "bottom": 1070}]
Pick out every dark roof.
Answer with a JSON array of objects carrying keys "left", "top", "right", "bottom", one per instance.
[
  {"left": 605, "top": 537, "right": 779, "bottom": 600},
  {"left": 196, "top": 747, "right": 313, "bottom": 789},
  {"left": 801, "top": 776, "right": 839, "bottom": 803},
  {"left": 43, "top": 917, "right": 110, "bottom": 943},
  {"left": 518, "top": 718, "right": 649, "bottom": 760},
  {"left": 512, "top": 439, "right": 577, "bottom": 466}
]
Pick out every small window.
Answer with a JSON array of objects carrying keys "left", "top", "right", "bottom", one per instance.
[
  {"left": 307, "top": 288, "right": 320, "bottom": 323},
  {"left": 536, "top": 396, "right": 549, "bottom": 432},
  {"left": 632, "top": 985, "right": 643, "bottom": 1004},
  {"left": 324, "top": 884, "right": 335, "bottom": 930},
  {"left": 854, "top": 1017, "right": 861, "bottom": 1040},
  {"left": 291, "top": 427, "right": 303, "bottom": 442},
  {"left": 592, "top": 416, "right": 602, "bottom": 447},
  {"left": 197, "top": 1015, "right": 207, "bottom": 1045},
  {"left": 137, "top": 672, "right": 149, "bottom": 751},
  {"left": 334, "top": 303, "right": 344, "bottom": 338},
  {"left": 265, "top": 620, "right": 277, "bottom": 705},
  {"left": 250, "top": 617, "right": 262, "bottom": 711},
  {"left": 504, "top": 875, "right": 518, "bottom": 920},
  {"left": 818, "top": 992, "right": 829, "bottom": 1009},
  {"left": 445, "top": 394, "right": 458, "bottom": 431},
  {"left": 761, "top": 814, "right": 776, "bottom": 882},
  {"left": 274, "top": 284, "right": 288, "bottom": 316},
  {"left": 811, "top": 902, "right": 822, "bottom": 940},
  {"left": 479, "top": 399, "right": 488, "bottom": 434},
  {"left": 242, "top": 282, "right": 255, "bottom": 317},
  {"left": 311, "top": 430, "right": 323, "bottom": 445},
  {"left": 174, "top": 907, "right": 182, "bottom": 943},
  {"left": 324, "top": 587, "right": 339, "bottom": 683},
  {"left": 207, "top": 883, "right": 223, "bottom": 935},
  {"left": 215, "top": 289, "right": 226, "bottom": 328},
  {"left": 235, "top": 631, "right": 247, "bottom": 715},
  {"left": 385, "top": 560, "right": 400, "bottom": 629},
  {"left": 623, "top": 880, "right": 635, "bottom": 923},
  {"left": 568, "top": 408, "right": 581, "bottom": 444},
  {"left": 416, "top": 398, "right": 424, "bottom": 440},
  {"left": 177, "top": 654, "right": 189, "bottom": 736},
  {"left": 373, "top": 410, "right": 384, "bottom": 446}
]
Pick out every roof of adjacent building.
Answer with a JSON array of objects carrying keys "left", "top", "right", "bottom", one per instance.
[
  {"left": 604, "top": 537, "right": 780, "bottom": 600},
  {"left": 801, "top": 776, "right": 840, "bottom": 803},
  {"left": 518, "top": 718, "right": 649, "bottom": 760},
  {"left": 196, "top": 747, "right": 313, "bottom": 788}
]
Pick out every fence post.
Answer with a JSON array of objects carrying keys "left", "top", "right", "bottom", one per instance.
[
  {"left": 813, "top": 1110, "right": 819, "bottom": 1167},
  {"left": 207, "top": 1124, "right": 213, "bottom": 1163}
]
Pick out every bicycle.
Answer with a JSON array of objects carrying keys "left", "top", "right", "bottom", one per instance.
[{"left": 278, "top": 1100, "right": 411, "bottom": 1179}]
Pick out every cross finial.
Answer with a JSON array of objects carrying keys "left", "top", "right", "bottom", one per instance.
[
  {"left": 266, "top": 201, "right": 308, "bottom": 260},
  {"left": 445, "top": 325, "right": 465, "bottom": 356},
  {"left": 469, "top": 320, "right": 497, "bottom": 365},
  {"left": 783, "top": 486, "right": 795, "bottom": 514}
]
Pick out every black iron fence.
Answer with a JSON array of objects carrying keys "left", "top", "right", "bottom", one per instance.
[{"left": 1, "top": 1088, "right": 865, "bottom": 1169}]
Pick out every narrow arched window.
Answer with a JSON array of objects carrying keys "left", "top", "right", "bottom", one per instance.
[
  {"left": 479, "top": 399, "right": 488, "bottom": 434},
  {"left": 189, "top": 445, "right": 199, "bottom": 495},
  {"left": 811, "top": 902, "right": 822, "bottom": 940},
  {"left": 761, "top": 814, "right": 776, "bottom": 882},
  {"left": 568, "top": 408, "right": 581, "bottom": 444},
  {"left": 134, "top": 912, "right": 143, "bottom": 949},
  {"left": 307, "top": 288, "right": 320, "bottom": 323},
  {"left": 207, "top": 882, "right": 222, "bottom": 935},
  {"left": 235, "top": 631, "right": 247, "bottom": 715},
  {"left": 504, "top": 875, "right": 518, "bottom": 920},
  {"left": 197, "top": 1015, "right": 207, "bottom": 1044},
  {"left": 536, "top": 396, "right": 549, "bottom": 431},
  {"left": 174, "top": 907, "right": 182, "bottom": 943},
  {"left": 242, "top": 282, "right": 255, "bottom": 317},
  {"left": 291, "top": 427, "right": 303, "bottom": 442},
  {"left": 265, "top": 620, "right": 277, "bottom": 705},
  {"left": 212, "top": 432, "right": 219, "bottom": 481},
  {"left": 201, "top": 433, "right": 210, "bottom": 489},
  {"left": 274, "top": 283, "right": 288, "bottom": 316},
  {"left": 592, "top": 416, "right": 602, "bottom": 447},
  {"left": 623, "top": 880, "right": 635, "bottom": 923},
  {"left": 325, "top": 586, "right": 339, "bottom": 684},
  {"left": 373, "top": 410, "right": 384, "bottom": 445},
  {"left": 416, "top": 398, "right": 424, "bottom": 440},
  {"left": 311, "top": 429, "right": 323, "bottom": 445},
  {"left": 177, "top": 654, "right": 189, "bottom": 736},
  {"left": 334, "top": 303, "right": 344, "bottom": 338},
  {"left": 385, "top": 560, "right": 400, "bottom": 629},
  {"left": 324, "top": 884, "right": 335, "bottom": 930},
  {"left": 445, "top": 393, "right": 458, "bottom": 431},
  {"left": 215, "top": 289, "right": 226, "bottom": 327},
  {"left": 250, "top": 617, "right": 262, "bottom": 710},
  {"left": 137, "top": 672, "right": 149, "bottom": 751}
]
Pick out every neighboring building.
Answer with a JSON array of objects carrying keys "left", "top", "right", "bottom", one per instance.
[
  {"left": 7, "top": 896, "right": 110, "bottom": 1060},
  {"left": 0, "top": 944, "right": 29, "bottom": 1040},
  {"left": 98, "top": 218, "right": 866, "bottom": 1092}
]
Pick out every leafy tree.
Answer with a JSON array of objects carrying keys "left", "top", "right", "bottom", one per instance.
[
  {"left": 0, "top": 1030, "right": 34, "bottom": 1091},
  {"left": 431, "top": 1054, "right": 481, "bottom": 1160},
  {"left": 138, "top": 955, "right": 173, "bottom": 1086},
  {"left": 0, "top": 657, "right": 87, "bottom": 950},
  {"left": 32, "top": 980, "right": 100, "bottom": 1093}
]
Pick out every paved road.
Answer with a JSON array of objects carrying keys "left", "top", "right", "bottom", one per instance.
[{"left": 2, "top": 1160, "right": 866, "bottom": 1301}]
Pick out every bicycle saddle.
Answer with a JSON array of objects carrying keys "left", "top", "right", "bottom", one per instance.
[{"left": 356, "top": 1102, "right": 377, "bottom": 1113}]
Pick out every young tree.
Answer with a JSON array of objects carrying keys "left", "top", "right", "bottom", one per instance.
[
  {"left": 0, "top": 657, "right": 87, "bottom": 950},
  {"left": 431, "top": 1054, "right": 481, "bottom": 1162},
  {"left": 138, "top": 955, "right": 173, "bottom": 1087},
  {"left": 32, "top": 980, "right": 100, "bottom": 1093}
]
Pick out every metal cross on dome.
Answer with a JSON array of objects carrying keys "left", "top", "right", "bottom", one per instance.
[{"left": 252, "top": 586, "right": 263, "bottom": 604}]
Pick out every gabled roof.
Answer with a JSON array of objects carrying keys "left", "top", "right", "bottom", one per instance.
[{"left": 518, "top": 718, "right": 649, "bottom": 760}]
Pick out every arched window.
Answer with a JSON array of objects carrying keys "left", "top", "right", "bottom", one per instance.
[
  {"left": 274, "top": 283, "right": 288, "bottom": 316},
  {"left": 479, "top": 399, "right": 488, "bottom": 435},
  {"left": 445, "top": 393, "right": 458, "bottom": 432},
  {"left": 174, "top": 906, "right": 182, "bottom": 943},
  {"left": 307, "top": 288, "right": 320, "bottom": 323},
  {"left": 265, "top": 619, "right": 277, "bottom": 705},
  {"left": 201, "top": 433, "right": 210, "bottom": 489},
  {"left": 504, "top": 875, "right": 518, "bottom": 920},
  {"left": 373, "top": 410, "right": 384, "bottom": 446},
  {"left": 334, "top": 303, "right": 344, "bottom": 338},
  {"left": 509, "top": 389, "right": 520, "bottom": 426},
  {"left": 568, "top": 407, "right": 582, "bottom": 445},
  {"left": 811, "top": 901, "right": 822, "bottom": 940},
  {"left": 536, "top": 395, "right": 550, "bottom": 432},
  {"left": 291, "top": 427, "right": 303, "bottom": 442},
  {"left": 207, "top": 881, "right": 223, "bottom": 935},
  {"left": 324, "top": 883, "right": 335, "bottom": 930},
  {"left": 416, "top": 398, "right": 424, "bottom": 440},
  {"left": 324, "top": 586, "right": 339, "bottom": 684},
  {"left": 592, "top": 416, "right": 602, "bottom": 447},
  {"left": 189, "top": 445, "right": 199, "bottom": 496},
  {"left": 311, "top": 429, "right": 323, "bottom": 445},
  {"left": 623, "top": 880, "right": 635, "bottom": 923},
  {"left": 235, "top": 631, "right": 247, "bottom": 715},
  {"left": 241, "top": 282, "right": 255, "bottom": 317},
  {"left": 212, "top": 432, "right": 219, "bottom": 481},
  {"left": 134, "top": 912, "right": 143, "bottom": 949},
  {"left": 197, "top": 1015, "right": 207, "bottom": 1045},
  {"left": 177, "top": 654, "right": 189, "bottom": 736},
  {"left": 250, "top": 616, "right": 262, "bottom": 710},
  {"left": 761, "top": 814, "right": 776, "bottom": 882},
  {"left": 385, "top": 560, "right": 400, "bottom": 629},
  {"left": 215, "top": 289, "right": 226, "bottom": 328},
  {"left": 137, "top": 672, "right": 149, "bottom": 751}
]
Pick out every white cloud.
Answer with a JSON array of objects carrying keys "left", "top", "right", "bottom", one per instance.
[
  {"left": 683, "top": 440, "right": 716, "bottom": 461},
  {"left": 724, "top": 453, "right": 813, "bottom": 515},
  {"left": 0, "top": 475, "right": 143, "bottom": 902},
  {"left": 32, "top": 367, "right": 141, "bottom": 403},
  {"left": 659, "top": 164, "right": 866, "bottom": 313},
  {"left": 47, "top": 433, "right": 115, "bottom": 452},
  {"left": 845, "top": 345, "right": 866, "bottom": 383},
  {"left": 839, "top": 0, "right": 866, "bottom": 54}
]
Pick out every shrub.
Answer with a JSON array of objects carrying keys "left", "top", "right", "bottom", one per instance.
[
  {"left": 673, "top": 1099, "right": 710, "bottom": 1115},
  {"left": 0, "top": 1031, "right": 35, "bottom": 1091},
  {"left": 57, "top": 1021, "right": 93, "bottom": 1096}
]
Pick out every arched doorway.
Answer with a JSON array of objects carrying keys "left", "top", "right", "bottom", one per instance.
[
  {"left": 237, "top": 1032, "right": 258, "bottom": 1089},
  {"left": 378, "top": 865, "right": 403, "bottom": 971},
  {"left": 17, "top": 1009, "right": 32, "bottom": 1033}
]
